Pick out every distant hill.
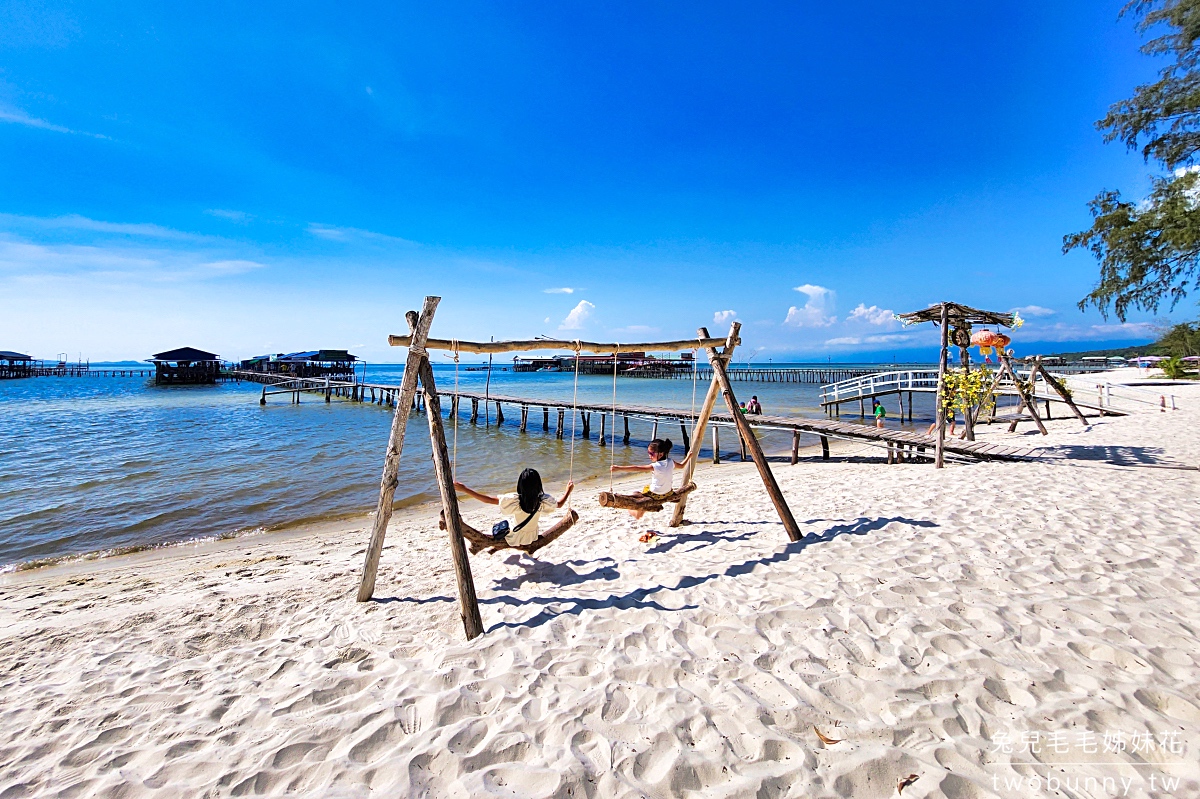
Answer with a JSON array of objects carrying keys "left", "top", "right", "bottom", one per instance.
[{"left": 1044, "top": 344, "right": 1160, "bottom": 360}]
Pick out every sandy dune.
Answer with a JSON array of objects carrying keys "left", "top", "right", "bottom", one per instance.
[{"left": 2, "top": 380, "right": 1199, "bottom": 798}]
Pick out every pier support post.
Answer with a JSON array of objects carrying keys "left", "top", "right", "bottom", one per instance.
[
  {"left": 520, "top": 405, "right": 528, "bottom": 432},
  {"left": 680, "top": 421, "right": 689, "bottom": 455},
  {"left": 820, "top": 435, "right": 830, "bottom": 460},
  {"left": 581, "top": 412, "right": 590, "bottom": 440},
  {"left": 791, "top": 431, "right": 800, "bottom": 465},
  {"left": 543, "top": 407, "right": 549, "bottom": 431},
  {"left": 651, "top": 419, "right": 658, "bottom": 441},
  {"left": 599, "top": 413, "right": 607, "bottom": 446},
  {"left": 712, "top": 425, "right": 721, "bottom": 464},
  {"left": 325, "top": 377, "right": 331, "bottom": 403},
  {"left": 470, "top": 399, "right": 479, "bottom": 424},
  {"left": 623, "top": 415, "right": 630, "bottom": 444},
  {"left": 260, "top": 386, "right": 266, "bottom": 405},
  {"left": 495, "top": 402, "right": 504, "bottom": 425},
  {"left": 556, "top": 408, "right": 565, "bottom": 439}
]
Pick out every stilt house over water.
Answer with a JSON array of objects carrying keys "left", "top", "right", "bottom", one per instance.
[
  {"left": 150, "top": 347, "right": 221, "bottom": 386},
  {"left": 238, "top": 350, "right": 357, "bottom": 379},
  {"left": 0, "top": 351, "right": 33, "bottom": 379}
]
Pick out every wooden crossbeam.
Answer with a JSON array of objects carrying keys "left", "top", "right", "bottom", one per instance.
[{"left": 387, "top": 335, "right": 736, "bottom": 354}]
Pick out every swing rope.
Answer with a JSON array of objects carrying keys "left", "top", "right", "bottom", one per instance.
[
  {"left": 567, "top": 340, "right": 582, "bottom": 509},
  {"left": 610, "top": 344, "right": 619, "bottom": 492},
  {"left": 451, "top": 340, "right": 460, "bottom": 479},
  {"left": 689, "top": 345, "right": 700, "bottom": 439}
]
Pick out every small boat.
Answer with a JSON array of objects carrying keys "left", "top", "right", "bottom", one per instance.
[{"left": 537, "top": 367, "right": 561, "bottom": 372}]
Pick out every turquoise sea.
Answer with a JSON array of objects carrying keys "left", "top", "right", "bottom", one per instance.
[{"left": 0, "top": 362, "right": 938, "bottom": 570}]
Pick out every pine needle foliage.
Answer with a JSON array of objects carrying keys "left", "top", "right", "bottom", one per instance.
[{"left": 1066, "top": 0, "right": 1200, "bottom": 320}]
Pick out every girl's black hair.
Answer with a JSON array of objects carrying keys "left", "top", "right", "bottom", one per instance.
[
  {"left": 516, "top": 468, "right": 544, "bottom": 514},
  {"left": 649, "top": 438, "right": 673, "bottom": 457}
]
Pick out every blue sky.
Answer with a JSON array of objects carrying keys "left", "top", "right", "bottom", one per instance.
[{"left": 0, "top": 1, "right": 1182, "bottom": 362}]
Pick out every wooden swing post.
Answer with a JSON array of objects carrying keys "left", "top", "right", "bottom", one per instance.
[
  {"left": 357, "top": 296, "right": 440, "bottom": 602},
  {"left": 669, "top": 325, "right": 735, "bottom": 528},
  {"left": 416, "top": 353, "right": 484, "bottom": 640},
  {"left": 708, "top": 322, "right": 803, "bottom": 542}
]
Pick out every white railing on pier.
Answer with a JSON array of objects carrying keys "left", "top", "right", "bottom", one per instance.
[
  {"left": 819, "top": 370, "right": 940, "bottom": 405},
  {"left": 1061, "top": 377, "right": 1177, "bottom": 414}
]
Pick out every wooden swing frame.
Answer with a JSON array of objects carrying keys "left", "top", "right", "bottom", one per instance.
[{"left": 356, "top": 296, "right": 801, "bottom": 640}]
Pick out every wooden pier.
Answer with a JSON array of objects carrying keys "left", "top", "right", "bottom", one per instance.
[
  {"left": 241, "top": 371, "right": 1035, "bottom": 463},
  {"left": 29, "top": 366, "right": 153, "bottom": 378},
  {"left": 819, "top": 368, "right": 1124, "bottom": 420},
  {"left": 628, "top": 365, "right": 890, "bottom": 383}
]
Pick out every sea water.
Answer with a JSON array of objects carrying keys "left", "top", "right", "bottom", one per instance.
[{"left": 0, "top": 362, "right": 936, "bottom": 569}]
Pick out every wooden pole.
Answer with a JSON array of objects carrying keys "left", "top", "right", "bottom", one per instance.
[
  {"left": 959, "top": 342, "right": 975, "bottom": 442},
  {"left": 670, "top": 326, "right": 737, "bottom": 527},
  {"left": 623, "top": 415, "right": 630, "bottom": 444},
  {"left": 600, "top": 413, "right": 607, "bottom": 447},
  {"left": 1035, "top": 359, "right": 1088, "bottom": 426},
  {"left": 357, "top": 297, "right": 439, "bottom": 602},
  {"left": 791, "top": 430, "right": 800, "bottom": 465},
  {"left": 417, "top": 357, "right": 485, "bottom": 640},
  {"left": 935, "top": 303, "right": 949, "bottom": 469},
  {"left": 708, "top": 322, "right": 802, "bottom": 542},
  {"left": 820, "top": 435, "right": 830, "bottom": 460},
  {"left": 389, "top": 334, "right": 736, "bottom": 354}
]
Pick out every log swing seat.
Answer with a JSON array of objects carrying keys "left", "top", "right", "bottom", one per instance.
[
  {"left": 357, "top": 296, "right": 803, "bottom": 642},
  {"left": 598, "top": 482, "right": 697, "bottom": 513},
  {"left": 440, "top": 508, "right": 581, "bottom": 555}
]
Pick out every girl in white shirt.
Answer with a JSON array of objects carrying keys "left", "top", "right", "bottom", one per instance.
[
  {"left": 610, "top": 438, "right": 683, "bottom": 520},
  {"left": 454, "top": 469, "right": 574, "bottom": 547}
]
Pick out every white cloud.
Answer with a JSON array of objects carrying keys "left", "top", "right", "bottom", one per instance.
[
  {"left": 559, "top": 300, "right": 595, "bottom": 330},
  {"left": 784, "top": 284, "right": 836, "bottom": 328},
  {"left": 713, "top": 310, "right": 737, "bottom": 325},
  {"left": 544, "top": 287, "right": 576, "bottom": 294},
  {"left": 0, "top": 235, "right": 263, "bottom": 283},
  {"left": 306, "top": 223, "right": 417, "bottom": 247},
  {"left": 1012, "top": 305, "right": 1055, "bottom": 317},
  {"left": 610, "top": 324, "right": 659, "bottom": 336},
  {"left": 1014, "top": 321, "right": 1157, "bottom": 342},
  {"left": 544, "top": 317, "right": 551, "bottom": 324},
  {"left": 205, "top": 209, "right": 251, "bottom": 224},
  {"left": 0, "top": 212, "right": 200, "bottom": 240},
  {"left": 847, "top": 303, "right": 895, "bottom": 326},
  {"left": 824, "top": 333, "right": 912, "bottom": 347},
  {"left": 0, "top": 104, "right": 108, "bottom": 139},
  {"left": 202, "top": 260, "right": 265, "bottom": 274}
]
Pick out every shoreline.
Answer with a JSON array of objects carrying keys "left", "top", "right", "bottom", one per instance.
[
  {"left": 5, "top": 383, "right": 1198, "bottom": 796},
  {"left": 2, "top": 432, "right": 856, "bottom": 577}
]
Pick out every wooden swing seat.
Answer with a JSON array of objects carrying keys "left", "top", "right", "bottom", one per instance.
[
  {"left": 440, "top": 508, "right": 581, "bottom": 555},
  {"left": 597, "top": 482, "right": 697, "bottom": 513}
]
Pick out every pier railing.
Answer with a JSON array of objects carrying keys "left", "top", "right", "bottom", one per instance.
[
  {"left": 819, "top": 370, "right": 940, "bottom": 407},
  {"left": 633, "top": 365, "right": 889, "bottom": 383}
]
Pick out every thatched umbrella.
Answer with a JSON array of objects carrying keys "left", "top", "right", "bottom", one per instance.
[{"left": 896, "top": 303, "right": 1018, "bottom": 467}]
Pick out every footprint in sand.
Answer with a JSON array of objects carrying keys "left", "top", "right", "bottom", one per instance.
[{"left": 1068, "top": 641, "right": 1153, "bottom": 674}]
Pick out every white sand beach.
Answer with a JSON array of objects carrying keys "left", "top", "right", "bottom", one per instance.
[{"left": 3, "top": 379, "right": 1199, "bottom": 798}]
